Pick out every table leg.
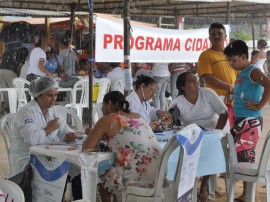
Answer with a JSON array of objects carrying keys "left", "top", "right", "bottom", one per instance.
[{"left": 81, "top": 167, "right": 98, "bottom": 202}]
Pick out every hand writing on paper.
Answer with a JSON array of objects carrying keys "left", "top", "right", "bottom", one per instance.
[{"left": 64, "top": 132, "right": 77, "bottom": 142}]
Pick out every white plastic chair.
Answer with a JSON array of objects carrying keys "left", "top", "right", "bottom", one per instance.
[
  {"left": 122, "top": 135, "right": 184, "bottom": 202},
  {"left": 54, "top": 105, "right": 83, "bottom": 132},
  {"left": 92, "top": 103, "right": 103, "bottom": 126},
  {"left": 12, "top": 77, "right": 31, "bottom": 111},
  {"left": 0, "top": 113, "right": 16, "bottom": 177},
  {"left": 93, "top": 78, "right": 111, "bottom": 104},
  {"left": 65, "top": 78, "right": 89, "bottom": 123},
  {"left": 0, "top": 179, "right": 25, "bottom": 202},
  {"left": 111, "top": 78, "right": 124, "bottom": 94},
  {"left": 227, "top": 131, "right": 270, "bottom": 202}
]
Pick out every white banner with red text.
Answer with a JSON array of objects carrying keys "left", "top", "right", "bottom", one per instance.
[{"left": 95, "top": 17, "right": 230, "bottom": 63}]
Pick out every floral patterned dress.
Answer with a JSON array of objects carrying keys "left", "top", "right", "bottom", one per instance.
[{"left": 101, "top": 113, "right": 162, "bottom": 197}]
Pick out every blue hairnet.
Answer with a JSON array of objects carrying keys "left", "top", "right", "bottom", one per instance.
[{"left": 29, "top": 76, "right": 58, "bottom": 98}]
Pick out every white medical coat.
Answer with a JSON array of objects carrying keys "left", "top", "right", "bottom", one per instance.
[
  {"left": 126, "top": 90, "right": 158, "bottom": 124},
  {"left": 9, "top": 100, "right": 73, "bottom": 176}
]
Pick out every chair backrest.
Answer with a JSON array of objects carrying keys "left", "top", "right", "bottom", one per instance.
[
  {"left": 54, "top": 105, "right": 83, "bottom": 132},
  {"left": 12, "top": 78, "right": 31, "bottom": 111},
  {"left": 257, "top": 130, "right": 270, "bottom": 177},
  {"left": 226, "top": 131, "right": 270, "bottom": 177},
  {"left": 0, "top": 113, "right": 16, "bottom": 172},
  {"left": 0, "top": 179, "right": 25, "bottom": 202},
  {"left": 153, "top": 135, "right": 184, "bottom": 200},
  {"left": 93, "top": 78, "right": 111, "bottom": 104},
  {"left": 226, "top": 132, "right": 238, "bottom": 170},
  {"left": 111, "top": 78, "right": 124, "bottom": 94},
  {"left": 71, "top": 78, "right": 89, "bottom": 106},
  {"left": 92, "top": 103, "right": 103, "bottom": 125}
]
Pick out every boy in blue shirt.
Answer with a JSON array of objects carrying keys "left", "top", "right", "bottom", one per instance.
[{"left": 224, "top": 40, "right": 270, "bottom": 202}]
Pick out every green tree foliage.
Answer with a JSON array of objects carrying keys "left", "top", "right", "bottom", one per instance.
[{"left": 230, "top": 31, "right": 252, "bottom": 41}]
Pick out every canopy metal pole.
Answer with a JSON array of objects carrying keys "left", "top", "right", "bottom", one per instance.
[
  {"left": 123, "top": 0, "right": 132, "bottom": 96},
  {"left": 252, "top": 14, "right": 255, "bottom": 51},
  {"left": 70, "top": 3, "right": 76, "bottom": 46},
  {"left": 88, "top": 0, "right": 94, "bottom": 127},
  {"left": 226, "top": 2, "right": 231, "bottom": 24}
]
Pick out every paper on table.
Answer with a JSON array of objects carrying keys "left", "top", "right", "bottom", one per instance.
[
  {"left": 46, "top": 134, "right": 87, "bottom": 146},
  {"left": 45, "top": 145, "right": 78, "bottom": 151}
]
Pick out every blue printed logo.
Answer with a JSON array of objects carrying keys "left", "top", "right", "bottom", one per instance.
[{"left": 24, "top": 118, "right": 34, "bottom": 124}]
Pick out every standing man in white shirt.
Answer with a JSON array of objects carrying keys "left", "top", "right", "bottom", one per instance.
[
  {"left": 151, "top": 63, "right": 170, "bottom": 110},
  {"left": 106, "top": 63, "right": 125, "bottom": 93}
]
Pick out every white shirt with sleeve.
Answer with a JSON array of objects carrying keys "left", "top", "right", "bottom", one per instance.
[
  {"left": 106, "top": 67, "right": 125, "bottom": 92},
  {"left": 151, "top": 63, "right": 170, "bottom": 77},
  {"left": 126, "top": 90, "right": 158, "bottom": 124},
  {"left": 169, "top": 88, "right": 227, "bottom": 129},
  {"left": 9, "top": 100, "right": 73, "bottom": 176},
  {"left": 27, "top": 47, "right": 46, "bottom": 77}
]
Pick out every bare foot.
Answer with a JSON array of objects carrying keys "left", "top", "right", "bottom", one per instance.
[
  {"left": 198, "top": 180, "right": 208, "bottom": 202},
  {"left": 234, "top": 195, "right": 261, "bottom": 202}
]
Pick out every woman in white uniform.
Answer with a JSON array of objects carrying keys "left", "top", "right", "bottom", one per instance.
[
  {"left": 9, "top": 76, "right": 77, "bottom": 177},
  {"left": 169, "top": 71, "right": 228, "bottom": 202},
  {"left": 126, "top": 75, "right": 172, "bottom": 130}
]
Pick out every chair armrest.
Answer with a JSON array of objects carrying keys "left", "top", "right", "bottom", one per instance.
[{"left": 126, "top": 186, "right": 155, "bottom": 197}]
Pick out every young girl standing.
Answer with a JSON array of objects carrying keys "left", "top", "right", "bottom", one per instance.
[{"left": 224, "top": 40, "right": 270, "bottom": 202}]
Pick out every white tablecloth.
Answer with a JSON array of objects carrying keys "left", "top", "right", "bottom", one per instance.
[
  {"left": 30, "top": 145, "right": 115, "bottom": 202},
  {"left": 155, "top": 130, "right": 226, "bottom": 180}
]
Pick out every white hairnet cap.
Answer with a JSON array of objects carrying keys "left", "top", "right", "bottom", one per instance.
[{"left": 29, "top": 76, "right": 59, "bottom": 98}]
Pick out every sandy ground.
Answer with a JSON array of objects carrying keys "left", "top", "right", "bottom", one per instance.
[{"left": 1, "top": 105, "right": 270, "bottom": 201}]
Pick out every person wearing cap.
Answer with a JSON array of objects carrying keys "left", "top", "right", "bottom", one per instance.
[{"left": 9, "top": 76, "right": 77, "bottom": 177}]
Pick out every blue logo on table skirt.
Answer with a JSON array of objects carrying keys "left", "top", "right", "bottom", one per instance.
[
  {"left": 176, "top": 131, "right": 203, "bottom": 155},
  {"left": 30, "top": 154, "right": 70, "bottom": 181}
]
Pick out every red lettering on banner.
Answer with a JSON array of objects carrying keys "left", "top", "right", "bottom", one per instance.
[
  {"left": 202, "top": 39, "right": 209, "bottom": 50},
  {"left": 130, "top": 37, "right": 134, "bottom": 49},
  {"left": 155, "top": 38, "right": 162, "bottom": 50},
  {"left": 115, "top": 35, "right": 123, "bottom": 49},
  {"left": 164, "top": 38, "right": 174, "bottom": 50},
  {"left": 104, "top": 34, "right": 113, "bottom": 49},
  {"left": 196, "top": 38, "right": 202, "bottom": 51},
  {"left": 173, "top": 39, "right": 181, "bottom": 51},
  {"left": 185, "top": 38, "right": 210, "bottom": 51},
  {"left": 185, "top": 38, "right": 192, "bottom": 51},
  {"left": 104, "top": 34, "right": 183, "bottom": 51},
  {"left": 145, "top": 37, "right": 154, "bottom": 50},
  {"left": 136, "top": 36, "right": 144, "bottom": 50}
]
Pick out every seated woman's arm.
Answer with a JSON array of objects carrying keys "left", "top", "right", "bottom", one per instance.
[
  {"left": 82, "top": 115, "right": 120, "bottom": 151},
  {"left": 207, "top": 88, "right": 229, "bottom": 130},
  {"left": 215, "top": 111, "right": 228, "bottom": 130}
]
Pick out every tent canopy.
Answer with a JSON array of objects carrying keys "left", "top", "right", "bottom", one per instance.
[{"left": 0, "top": 1, "right": 270, "bottom": 18}]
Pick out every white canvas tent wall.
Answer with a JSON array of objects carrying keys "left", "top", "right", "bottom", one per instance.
[
  {"left": 0, "top": 1, "right": 269, "bottom": 19},
  {"left": 1, "top": 0, "right": 270, "bottom": 127}
]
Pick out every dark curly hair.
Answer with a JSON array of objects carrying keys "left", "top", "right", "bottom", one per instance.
[
  {"left": 176, "top": 71, "right": 194, "bottom": 96},
  {"left": 134, "top": 75, "right": 156, "bottom": 90},
  {"left": 103, "top": 91, "right": 130, "bottom": 113}
]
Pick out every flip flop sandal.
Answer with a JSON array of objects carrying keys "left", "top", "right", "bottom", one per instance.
[{"left": 198, "top": 192, "right": 208, "bottom": 202}]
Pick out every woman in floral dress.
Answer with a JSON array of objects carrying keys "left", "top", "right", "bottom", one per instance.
[{"left": 83, "top": 91, "right": 162, "bottom": 202}]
